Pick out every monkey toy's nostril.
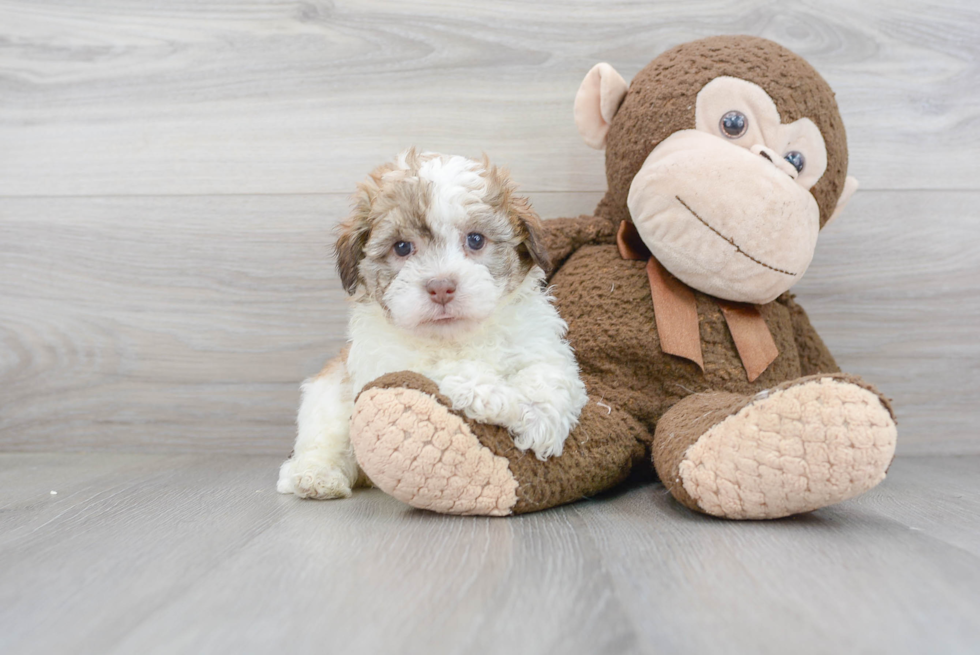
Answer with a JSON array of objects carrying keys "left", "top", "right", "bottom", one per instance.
[
  {"left": 751, "top": 144, "right": 798, "bottom": 179},
  {"left": 751, "top": 144, "right": 779, "bottom": 162},
  {"left": 426, "top": 279, "right": 456, "bottom": 305}
]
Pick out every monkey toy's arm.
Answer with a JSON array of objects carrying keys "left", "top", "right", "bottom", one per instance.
[
  {"left": 541, "top": 213, "right": 618, "bottom": 280},
  {"left": 777, "top": 293, "right": 841, "bottom": 376}
]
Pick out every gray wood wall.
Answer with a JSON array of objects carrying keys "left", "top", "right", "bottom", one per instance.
[{"left": 1, "top": 0, "right": 978, "bottom": 455}]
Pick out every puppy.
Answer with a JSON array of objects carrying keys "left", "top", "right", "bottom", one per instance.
[{"left": 277, "top": 150, "right": 588, "bottom": 500}]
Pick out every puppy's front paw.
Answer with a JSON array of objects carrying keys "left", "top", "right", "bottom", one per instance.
[
  {"left": 512, "top": 403, "right": 569, "bottom": 460},
  {"left": 439, "top": 375, "right": 516, "bottom": 425},
  {"left": 277, "top": 455, "right": 354, "bottom": 500}
]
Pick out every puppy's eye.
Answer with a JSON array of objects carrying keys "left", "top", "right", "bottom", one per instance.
[
  {"left": 466, "top": 233, "right": 485, "bottom": 251},
  {"left": 720, "top": 111, "right": 748, "bottom": 139},
  {"left": 392, "top": 241, "right": 414, "bottom": 257},
  {"left": 784, "top": 151, "right": 806, "bottom": 173}
]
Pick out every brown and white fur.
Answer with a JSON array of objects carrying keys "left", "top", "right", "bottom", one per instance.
[{"left": 277, "top": 150, "right": 588, "bottom": 500}]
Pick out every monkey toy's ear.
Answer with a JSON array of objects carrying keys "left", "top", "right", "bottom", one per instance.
[
  {"left": 574, "top": 63, "right": 629, "bottom": 150},
  {"left": 824, "top": 176, "right": 860, "bottom": 228}
]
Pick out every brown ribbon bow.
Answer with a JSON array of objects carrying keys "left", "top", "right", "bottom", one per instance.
[{"left": 616, "top": 221, "right": 779, "bottom": 382}]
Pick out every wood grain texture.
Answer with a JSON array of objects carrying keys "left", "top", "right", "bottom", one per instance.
[
  {"left": 1, "top": 452, "right": 979, "bottom": 655},
  {"left": 795, "top": 190, "right": 980, "bottom": 455},
  {"left": 1, "top": 190, "right": 977, "bottom": 454},
  {"left": 1, "top": 1, "right": 977, "bottom": 454},
  {"left": 1, "top": 0, "right": 978, "bottom": 196}
]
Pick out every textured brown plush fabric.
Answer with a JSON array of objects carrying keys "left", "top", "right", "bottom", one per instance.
[
  {"left": 652, "top": 391, "right": 753, "bottom": 512},
  {"left": 468, "top": 401, "right": 648, "bottom": 513},
  {"left": 540, "top": 213, "right": 619, "bottom": 275},
  {"left": 652, "top": 372, "right": 896, "bottom": 514},
  {"left": 530, "top": 37, "right": 888, "bottom": 513},
  {"left": 555, "top": 245, "right": 817, "bottom": 409},
  {"left": 785, "top": 295, "right": 843, "bottom": 376},
  {"left": 668, "top": 374, "right": 896, "bottom": 518},
  {"left": 544, "top": 36, "right": 847, "bottom": 272},
  {"left": 356, "top": 370, "right": 452, "bottom": 407},
  {"left": 348, "top": 36, "right": 897, "bottom": 517},
  {"left": 358, "top": 371, "right": 647, "bottom": 514},
  {"left": 603, "top": 35, "right": 848, "bottom": 231},
  {"left": 356, "top": 237, "right": 859, "bottom": 514}
]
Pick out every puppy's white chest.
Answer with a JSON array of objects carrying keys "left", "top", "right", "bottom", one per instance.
[{"left": 347, "top": 332, "right": 501, "bottom": 394}]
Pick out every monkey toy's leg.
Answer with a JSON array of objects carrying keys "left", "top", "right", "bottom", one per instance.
[
  {"left": 652, "top": 373, "right": 897, "bottom": 520},
  {"left": 348, "top": 372, "right": 648, "bottom": 516}
]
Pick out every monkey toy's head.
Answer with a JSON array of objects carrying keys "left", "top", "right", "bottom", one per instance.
[{"left": 574, "top": 35, "right": 858, "bottom": 304}]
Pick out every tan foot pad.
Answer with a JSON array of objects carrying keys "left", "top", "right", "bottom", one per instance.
[
  {"left": 350, "top": 386, "right": 519, "bottom": 516},
  {"left": 679, "top": 378, "right": 898, "bottom": 519}
]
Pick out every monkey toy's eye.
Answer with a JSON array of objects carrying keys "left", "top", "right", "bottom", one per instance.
[
  {"left": 720, "top": 111, "right": 748, "bottom": 138},
  {"left": 466, "top": 233, "right": 486, "bottom": 251},
  {"left": 784, "top": 151, "right": 806, "bottom": 174},
  {"left": 393, "top": 241, "right": 414, "bottom": 257}
]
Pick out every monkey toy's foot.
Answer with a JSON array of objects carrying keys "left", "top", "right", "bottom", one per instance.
[
  {"left": 653, "top": 374, "right": 898, "bottom": 520},
  {"left": 350, "top": 372, "right": 519, "bottom": 516},
  {"left": 349, "top": 372, "right": 645, "bottom": 516}
]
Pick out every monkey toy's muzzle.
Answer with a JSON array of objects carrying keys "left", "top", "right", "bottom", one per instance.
[{"left": 627, "top": 130, "right": 821, "bottom": 305}]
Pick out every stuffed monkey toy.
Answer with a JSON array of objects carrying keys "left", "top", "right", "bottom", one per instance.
[{"left": 347, "top": 35, "right": 898, "bottom": 518}]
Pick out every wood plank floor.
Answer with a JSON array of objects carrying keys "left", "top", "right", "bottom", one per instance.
[{"left": 2, "top": 453, "right": 978, "bottom": 655}]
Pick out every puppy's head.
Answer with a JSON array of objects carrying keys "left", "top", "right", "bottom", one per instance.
[{"left": 336, "top": 149, "right": 549, "bottom": 337}]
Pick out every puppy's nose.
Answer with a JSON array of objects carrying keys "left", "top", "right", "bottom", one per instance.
[{"left": 426, "top": 278, "right": 456, "bottom": 305}]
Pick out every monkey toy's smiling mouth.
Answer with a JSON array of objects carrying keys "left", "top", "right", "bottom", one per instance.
[
  {"left": 626, "top": 130, "right": 821, "bottom": 305},
  {"left": 674, "top": 196, "right": 798, "bottom": 278}
]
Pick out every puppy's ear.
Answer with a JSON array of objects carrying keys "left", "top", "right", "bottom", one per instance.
[
  {"left": 510, "top": 195, "right": 551, "bottom": 274},
  {"left": 481, "top": 158, "right": 552, "bottom": 274},
  {"left": 334, "top": 184, "right": 374, "bottom": 295}
]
